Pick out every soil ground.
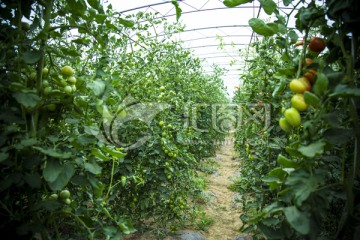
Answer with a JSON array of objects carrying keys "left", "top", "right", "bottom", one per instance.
[
  {"left": 202, "top": 136, "right": 243, "bottom": 240},
  {"left": 123, "top": 136, "right": 246, "bottom": 240}
]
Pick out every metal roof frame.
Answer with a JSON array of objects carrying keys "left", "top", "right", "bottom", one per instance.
[{"left": 114, "top": 0, "right": 302, "bottom": 98}]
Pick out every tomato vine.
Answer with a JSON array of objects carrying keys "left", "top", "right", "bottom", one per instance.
[{"left": 227, "top": 0, "right": 360, "bottom": 239}]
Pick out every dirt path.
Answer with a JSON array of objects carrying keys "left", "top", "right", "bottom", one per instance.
[{"left": 202, "top": 136, "right": 243, "bottom": 240}]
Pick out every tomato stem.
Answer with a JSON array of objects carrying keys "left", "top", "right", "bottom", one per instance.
[{"left": 105, "top": 157, "right": 116, "bottom": 201}]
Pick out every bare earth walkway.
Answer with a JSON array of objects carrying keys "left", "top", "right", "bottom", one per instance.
[{"left": 203, "top": 137, "right": 243, "bottom": 240}]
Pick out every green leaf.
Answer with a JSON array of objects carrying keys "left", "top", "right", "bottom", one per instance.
[
  {"left": 268, "top": 167, "right": 287, "bottom": 180},
  {"left": 277, "top": 154, "right": 300, "bottom": 168},
  {"left": 23, "top": 172, "right": 41, "bottom": 188},
  {"left": 313, "top": 73, "right": 328, "bottom": 96},
  {"left": 77, "top": 135, "right": 96, "bottom": 146},
  {"left": 288, "top": 30, "right": 299, "bottom": 44},
  {"left": 0, "top": 151, "right": 9, "bottom": 162},
  {"left": 303, "top": 91, "right": 319, "bottom": 107},
  {"left": 88, "top": 175, "right": 105, "bottom": 198},
  {"left": 22, "top": 50, "right": 42, "bottom": 64},
  {"left": 48, "top": 163, "right": 75, "bottom": 191},
  {"left": 330, "top": 84, "right": 360, "bottom": 98},
  {"left": 285, "top": 169, "right": 326, "bottom": 205},
  {"left": 102, "top": 146, "right": 126, "bottom": 159},
  {"left": 87, "top": 0, "right": 100, "bottom": 10},
  {"left": 95, "top": 14, "right": 107, "bottom": 23},
  {"left": 172, "top": 1, "right": 182, "bottom": 22},
  {"left": 257, "top": 222, "right": 290, "bottom": 239},
  {"left": 87, "top": 79, "right": 106, "bottom": 96},
  {"left": 223, "top": 0, "right": 253, "bottom": 7},
  {"left": 272, "top": 81, "right": 286, "bottom": 97},
  {"left": 284, "top": 206, "right": 310, "bottom": 234},
  {"left": 117, "top": 219, "right": 136, "bottom": 235},
  {"left": 15, "top": 138, "right": 38, "bottom": 150},
  {"left": 43, "top": 159, "right": 63, "bottom": 182},
  {"left": 103, "top": 226, "right": 118, "bottom": 237},
  {"left": 60, "top": 47, "right": 81, "bottom": 57},
  {"left": 285, "top": 141, "right": 302, "bottom": 157},
  {"left": 283, "top": 0, "right": 293, "bottom": 6},
  {"left": 33, "top": 146, "right": 72, "bottom": 159},
  {"left": 322, "top": 111, "right": 342, "bottom": 127},
  {"left": 91, "top": 148, "right": 110, "bottom": 161},
  {"left": 65, "top": 118, "right": 80, "bottom": 124},
  {"left": 298, "top": 140, "right": 326, "bottom": 158},
  {"left": 20, "top": 138, "right": 38, "bottom": 146},
  {"left": 248, "top": 18, "right": 277, "bottom": 36},
  {"left": 324, "top": 128, "right": 354, "bottom": 145},
  {"left": 277, "top": 23, "right": 287, "bottom": 34},
  {"left": 119, "top": 18, "right": 134, "bottom": 28},
  {"left": 43, "top": 159, "right": 75, "bottom": 190},
  {"left": 84, "top": 162, "right": 102, "bottom": 175},
  {"left": 259, "top": 0, "right": 277, "bottom": 15},
  {"left": 13, "top": 92, "right": 41, "bottom": 109}
]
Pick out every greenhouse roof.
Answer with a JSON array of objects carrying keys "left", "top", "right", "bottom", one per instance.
[{"left": 107, "top": 0, "right": 300, "bottom": 98}]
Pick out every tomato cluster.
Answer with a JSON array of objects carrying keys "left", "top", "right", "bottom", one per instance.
[
  {"left": 48, "top": 189, "right": 72, "bottom": 206},
  {"left": 43, "top": 65, "right": 77, "bottom": 97},
  {"left": 279, "top": 37, "right": 326, "bottom": 132}
]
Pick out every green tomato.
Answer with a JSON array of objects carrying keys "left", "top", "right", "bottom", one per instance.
[
  {"left": 61, "top": 66, "right": 74, "bottom": 76},
  {"left": 67, "top": 76, "right": 76, "bottom": 84},
  {"left": 60, "top": 79, "right": 67, "bottom": 87},
  {"left": 49, "top": 193, "right": 58, "bottom": 200},
  {"left": 64, "top": 198, "right": 71, "bottom": 205},
  {"left": 44, "top": 86, "right": 52, "bottom": 95},
  {"left": 284, "top": 107, "right": 301, "bottom": 127},
  {"left": 291, "top": 94, "right": 308, "bottom": 112},
  {"left": 30, "top": 72, "right": 37, "bottom": 80},
  {"left": 160, "top": 86, "right": 165, "bottom": 91},
  {"left": 42, "top": 67, "right": 49, "bottom": 76},
  {"left": 279, "top": 117, "right": 293, "bottom": 133},
  {"left": 43, "top": 80, "right": 49, "bottom": 87},
  {"left": 46, "top": 104, "right": 56, "bottom": 111},
  {"left": 71, "top": 84, "right": 76, "bottom": 92},
  {"left": 64, "top": 85, "right": 73, "bottom": 94},
  {"left": 158, "top": 121, "right": 164, "bottom": 127},
  {"left": 60, "top": 189, "right": 71, "bottom": 199}
]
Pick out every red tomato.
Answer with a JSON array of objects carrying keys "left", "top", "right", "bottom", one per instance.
[{"left": 308, "top": 37, "right": 326, "bottom": 53}]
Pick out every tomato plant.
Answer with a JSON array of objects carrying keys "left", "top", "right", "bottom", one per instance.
[
  {"left": 0, "top": 0, "right": 228, "bottom": 239},
  {"left": 227, "top": 0, "right": 360, "bottom": 239}
]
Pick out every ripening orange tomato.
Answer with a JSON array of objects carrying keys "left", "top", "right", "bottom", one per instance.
[
  {"left": 304, "top": 69, "right": 317, "bottom": 83},
  {"left": 289, "top": 77, "right": 311, "bottom": 93},
  {"left": 304, "top": 58, "right": 314, "bottom": 66},
  {"left": 298, "top": 77, "right": 312, "bottom": 91}
]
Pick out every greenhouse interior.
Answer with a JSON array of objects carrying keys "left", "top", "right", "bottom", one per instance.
[{"left": 1, "top": 0, "right": 360, "bottom": 239}]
